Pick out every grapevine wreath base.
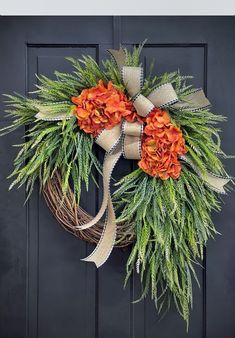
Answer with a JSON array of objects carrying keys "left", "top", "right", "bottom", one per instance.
[
  {"left": 1, "top": 43, "right": 233, "bottom": 325},
  {"left": 43, "top": 170, "right": 134, "bottom": 247}
]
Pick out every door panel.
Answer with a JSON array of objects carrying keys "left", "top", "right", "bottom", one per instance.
[{"left": 0, "top": 16, "right": 234, "bottom": 338}]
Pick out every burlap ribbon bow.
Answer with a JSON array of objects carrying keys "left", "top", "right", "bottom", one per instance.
[{"left": 36, "top": 48, "right": 230, "bottom": 267}]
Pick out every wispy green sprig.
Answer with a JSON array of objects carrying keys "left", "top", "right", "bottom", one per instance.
[{"left": 113, "top": 166, "right": 221, "bottom": 325}]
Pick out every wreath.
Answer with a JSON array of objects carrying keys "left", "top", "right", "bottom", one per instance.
[{"left": 1, "top": 43, "right": 233, "bottom": 325}]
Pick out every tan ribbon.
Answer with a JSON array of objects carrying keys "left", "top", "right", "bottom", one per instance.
[
  {"left": 122, "top": 121, "right": 142, "bottom": 159},
  {"left": 76, "top": 122, "right": 142, "bottom": 267},
  {"left": 172, "top": 89, "right": 211, "bottom": 112},
  {"left": 35, "top": 102, "right": 73, "bottom": 120},
  {"left": 35, "top": 47, "right": 230, "bottom": 267},
  {"left": 81, "top": 194, "right": 117, "bottom": 267},
  {"left": 180, "top": 155, "right": 230, "bottom": 194},
  {"left": 81, "top": 146, "right": 122, "bottom": 267},
  {"left": 107, "top": 48, "right": 126, "bottom": 70},
  {"left": 35, "top": 111, "right": 73, "bottom": 120}
]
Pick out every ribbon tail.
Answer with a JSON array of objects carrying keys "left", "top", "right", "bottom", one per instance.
[
  {"left": 180, "top": 155, "right": 230, "bottom": 194},
  {"left": 201, "top": 172, "right": 230, "bottom": 194},
  {"left": 171, "top": 89, "right": 211, "bottom": 112},
  {"left": 80, "top": 146, "right": 122, "bottom": 267},
  {"left": 35, "top": 111, "right": 73, "bottom": 121},
  {"left": 35, "top": 102, "right": 74, "bottom": 121},
  {"left": 81, "top": 194, "right": 116, "bottom": 267},
  {"left": 75, "top": 147, "right": 122, "bottom": 230}
]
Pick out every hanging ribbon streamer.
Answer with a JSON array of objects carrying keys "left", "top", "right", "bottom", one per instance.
[
  {"left": 35, "top": 47, "right": 230, "bottom": 267},
  {"left": 180, "top": 155, "right": 230, "bottom": 194}
]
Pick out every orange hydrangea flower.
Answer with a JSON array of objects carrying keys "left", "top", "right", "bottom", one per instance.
[
  {"left": 138, "top": 109, "right": 187, "bottom": 179},
  {"left": 71, "top": 80, "right": 139, "bottom": 137}
]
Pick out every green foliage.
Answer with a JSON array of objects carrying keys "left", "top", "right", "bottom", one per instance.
[
  {"left": 124, "top": 40, "right": 146, "bottom": 67},
  {"left": 111, "top": 48, "right": 232, "bottom": 323},
  {"left": 65, "top": 56, "right": 109, "bottom": 88},
  {"left": 113, "top": 167, "right": 221, "bottom": 325},
  {"left": 1, "top": 94, "right": 38, "bottom": 134},
  {"left": 1, "top": 54, "right": 116, "bottom": 202},
  {"left": 8, "top": 113, "right": 100, "bottom": 202}
]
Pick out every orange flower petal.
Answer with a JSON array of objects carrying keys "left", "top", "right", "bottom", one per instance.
[
  {"left": 138, "top": 108, "right": 187, "bottom": 179},
  {"left": 72, "top": 80, "right": 140, "bottom": 137}
]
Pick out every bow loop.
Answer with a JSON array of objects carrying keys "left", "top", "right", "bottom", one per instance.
[
  {"left": 107, "top": 48, "right": 126, "bottom": 70},
  {"left": 147, "top": 83, "right": 179, "bottom": 108},
  {"left": 133, "top": 94, "right": 155, "bottom": 117},
  {"left": 122, "top": 66, "right": 143, "bottom": 98}
]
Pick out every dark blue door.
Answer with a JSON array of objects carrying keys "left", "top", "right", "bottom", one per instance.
[{"left": 0, "top": 16, "right": 235, "bottom": 338}]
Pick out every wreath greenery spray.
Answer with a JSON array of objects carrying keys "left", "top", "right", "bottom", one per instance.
[{"left": 1, "top": 43, "right": 233, "bottom": 326}]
